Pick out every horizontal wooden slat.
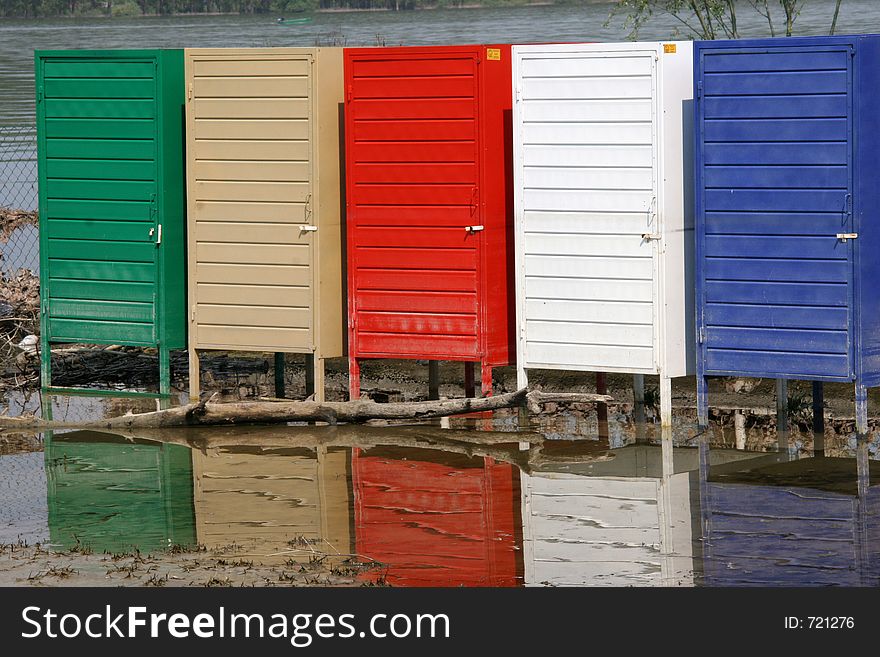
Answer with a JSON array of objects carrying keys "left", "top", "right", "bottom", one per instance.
[
  {"left": 45, "top": 99, "right": 155, "bottom": 119},
  {"left": 357, "top": 312, "right": 476, "bottom": 336},
  {"left": 197, "top": 304, "right": 310, "bottom": 329},
  {"left": 356, "top": 332, "right": 478, "bottom": 358},
  {"left": 47, "top": 199, "right": 152, "bottom": 221},
  {"left": 523, "top": 212, "right": 651, "bottom": 235},
  {"left": 524, "top": 189, "right": 653, "bottom": 214},
  {"left": 49, "top": 299, "right": 153, "bottom": 323},
  {"left": 707, "top": 327, "right": 847, "bottom": 354},
  {"left": 196, "top": 242, "right": 310, "bottom": 266},
  {"left": 704, "top": 257, "right": 848, "bottom": 283},
  {"left": 522, "top": 77, "right": 652, "bottom": 100},
  {"left": 48, "top": 318, "right": 154, "bottom": 345},
  {"left": 192, "top": 98, "right": 309, "bottom": 119},
  {"left": 352, "top": 162, "right": 476, "bottom": 185},
  {"left": 47, "top": 219, "right": 153, "bottom": 242},
  {"left": 193, "top": 181, "right": 309, "bottom": 203},
  {"left": 525, "top": 341, "right": 653, "bottom": 370},
  {"left": 194, "top": 221, "right": 309, "bottom": 244},
  {"left": 525, "top": 233, "right": 652, "bottom": 258},
  {"left": 704, "top": 303, "right": 848, "bottom": 330},
  {"left": 48, "top": 278, "right": 154, "bottom": 302},
  {"left": 703, "top": 143, "right": 847, "bottom": 166},
  {"left": 351, "top": 58, "right": 474, "bottom": 78},
  {"left": 526, "top": 276, "right": 652, "bottom": 303},
  {"left": 353, "top": 119, "right": 475, "bottom": 142},
  {"left": 705, "top": 348, "right": 848, "bottom": 378},
  {"left": 192, "top": 200, "right": 306, "bottom": 222},
  {"left": 192, "top": 58, "right": 310, "bottom": 78},
  {"left": 525, "top": 320, "right": 653, "bottom": 348},
  {"left": 195, "top": 325, "right": 311, "bottom": 350},
  {"left": 705, "top": 280, "right": 847, "bottom": 306},
  {"left": 704, "top": 166, "right": 846, "bottom": 189},
  {"left": 704, "top": 70, "right": 846, "bottom": 96},
  {"left": 193, "top": 76, "right": 308, "bottom": 99},
  {"left": 356, "top": 269, "right": 476, "bottom": 292},
  {"left": 192, "top": 120, "right": 310, "bottom": 141},
  {"left": 357, "top": 290, "right": 477, "bottom": 314},
  {"left": 525, "top": 298, "right": 652, "bottom": 324},
  {"left": 703, "top": 118, "right": 847, "bottom": 143},
  {"left": 352, "top": 76, "right": 475, "bottom": 99},
  {"left": 351, "top": 141, "right": 475, "bottom": 163},
  {"left": 520, "top": 98, "right": 652, "bottom": 123},
  {"left": 49, "top": 259, "right": 154, "bottom": 283},
  {"left": 195, "top": 283, "right": 311, "bottom": 307},
  {"left": 704, "top": 235, "right": 848, "bottom": 259},
  {"left": 523, "top": 144, "right": 653, "bottom": 168},
  {"left": 45, "top": 78, "right": 155, "bottom": 99},
  {"left": 46, "top": 179, "right": 155, "bottom": 202},
  {"left": 192, "top": 139, "right": 309, "bottom": 161},
  {"left": 355, "top": 226, "right": 477, "bottom": 249},
  {"left": 521, "top": 55, "right": 653, "bottom": 78},
  {"left": 44, "top": 60, "right": 155, "bottom": 79},
  {"left": 196, "top": 263, "right": 311, "bottom": 286},
  {"left": 522, "top": 122, "right": 652, "bottom": 146},
  {"left": 355, "top": 247, "right": 477, "bottom": 270},
  {"left": 353, "top": 205, "right": 474, "bottom": 226},
  {"left": 47, "top": 239, "right": 156, "bottom": 263},
  {"left": 349, "top": 98, "right": 475, "bottom": 121},
  {"left": 193, "top": 161, "right": 310, "bottom": 183},
  {"left": 702, "top": 51, "right": 846, "bottom": 73},
  {"left": 46, "top": 158, "right": 155, "bottom": 181},
  {"left": 703, "top": 95, "right": 847, "bottom": 119},
  {"left": 523, "top": 166, "right": 653, "bottom": 191},
  {"left": 524, "top": 254, "right": 653, "bottom": 280},
  {"left": 46, "top": 138, "right": 154, "bottom": 160},
  {"left": 45, "top": 118, "right": 154, "bottom": 140}
]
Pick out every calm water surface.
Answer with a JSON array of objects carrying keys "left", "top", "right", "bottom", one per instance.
[
  {"left": 1, "top": 1, "right": 880, "bottom": 126},
  {"left": 1, "top": 393, "right": 878, "bottom": 587}
]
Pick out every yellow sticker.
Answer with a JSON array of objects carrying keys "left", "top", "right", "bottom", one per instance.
[
  {"left": 663, "top": 43, "right": 677, "bottom": 54},
  {"left": 487, "top": 48, "right": 501, "bottom": 61}
]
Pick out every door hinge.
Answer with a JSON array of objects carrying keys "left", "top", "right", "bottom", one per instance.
[
  {"left": 699, "top": 326, "right": 706, "bottom": 344},
  {"left": 187, "top": 82, "right": 193, "bottom": 101},
  {"left": 515, "top": 86, "right": 521, "bottom": 103},
  {"left": 836, "top": 232, "right": 858, "bottom": 242},
  {"left": 37, "top": 86, "right": 44, "bottom": 103},
  {"left": 191, "top": 306, "right": 196, "bottom": 322},
  {"left": 346, "top": 84, "right": 352, "bottom": 103},
  {"left": 696, "top": 81, "right": 703, "bottom": 99}
]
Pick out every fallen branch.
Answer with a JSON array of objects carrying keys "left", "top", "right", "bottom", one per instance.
[{"left": 0, "top": 388, "right": 613, "bottom": 430}]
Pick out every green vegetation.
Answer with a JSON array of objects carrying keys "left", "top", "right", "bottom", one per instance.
[{"left": 0, "top": 0, "right": 569, "bottom": 18}]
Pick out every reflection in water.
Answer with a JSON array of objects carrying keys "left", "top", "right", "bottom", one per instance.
[
  {"left": 8, "top": 423, "right": 879, "bottom": 586},
  {"left": 352, "top": 448, "right": 521, "bottom": 587},
  {"left": 45, "top": 431, "right": 195, "bottom": 553}
]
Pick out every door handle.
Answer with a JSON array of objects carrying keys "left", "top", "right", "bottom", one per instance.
[
  {"left": 641, "top": 232, "right": 661, "bottom": 241},
  {"left": 299, "top": 225, "right": 318, "bottom": 232},
  {"left": 465, "top": 225, "right": 484, "bottom": 233},
  {"left": 836, "top": 233, "right": 858, "bottom": 242}
]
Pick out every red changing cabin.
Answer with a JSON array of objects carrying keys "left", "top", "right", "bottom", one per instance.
[
  {"left": 344, "top": 45, "right": 515, "bottom": 398},
  {"left": 352, "top": 447, "right": 521, "bottom": 587}
]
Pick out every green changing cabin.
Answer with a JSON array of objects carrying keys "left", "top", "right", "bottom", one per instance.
[{"left": 35, "top": 50, "right": 186, "bottom": 397}]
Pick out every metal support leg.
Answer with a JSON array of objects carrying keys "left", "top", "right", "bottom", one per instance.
[
  {"left": 428, "top": 361, "right": 440, "bottom": 400},
  {"left": 312, "top": 355, "right": 325, "bottom": 403},
  {"left": 697, "top": 375, "right": 709, "bottom": 429},
  {"left": 633, "top": 374, "right": 646, "bottom": 443},
  {"left": 305, "top": 353, "right": 315, "bottom": 398},
  {"left": 659, "top": 375, "right": 673, "bottom": 429},
  {"left": 188, "top": 347, "right": 200, "bottom": 402},
  {"left": 464, "top": 362, "right": 476, "bottom": 398},
  {"left": 481, "top": 363, "right": 493, "bottom": 397},
  {"left": 517, "top": 365, "right": 528, "bottom": 391},
  {"left": 274, "top": 352, "right": 286, "bottom": 399},
  {"left": 734, "top": 411, "right": 746, "bottom": 451},
  {"left": 812, "top": 381, "right": 825, "bottom": 457},
  {"left": 40, "top": 331, "right": 51, "bottom": 390},
  {"left": 596, "top": 372, "right": 608, "bottom": 438},
  {"left": 855, "top": 382, "right": 868, "bottom": 437},
  {"left": 775, "top": 378, "right": 788, "bottom": 435},
  {"left": 159, "top": 343, "right": 171, "bottom": 400},
  {"left": 348, "top": 357, "right": 360, "bottom": 401}
]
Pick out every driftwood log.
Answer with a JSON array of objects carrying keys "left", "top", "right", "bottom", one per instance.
[{"left": 0, "top": 388, "right": 612, "bottom": 430}]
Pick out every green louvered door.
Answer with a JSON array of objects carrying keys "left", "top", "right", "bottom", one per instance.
[{"left": 38, "top": 54, "right": 160, "bottom": 346}]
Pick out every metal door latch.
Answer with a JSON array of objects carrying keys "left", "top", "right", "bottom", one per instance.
[
  {"left": 641, "top": 233, "right": 661, "bottom": 241},
  {"left": 465, "top": 225, "right": 484, "bottom": 233},
  {"left": 299, "top": 225, "right": 318, "bottom": 232},
  {"left": 836, "top": 233, "right": 858, "bottom": 242}
]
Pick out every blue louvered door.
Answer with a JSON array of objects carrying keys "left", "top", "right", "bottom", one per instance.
[{"left": 697, "top": 46, "right": 854, "bottom": 380}]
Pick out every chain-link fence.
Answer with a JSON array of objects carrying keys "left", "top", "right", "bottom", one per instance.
[{"left": 0, "top": 125, "right": 39, "bottom": 276}]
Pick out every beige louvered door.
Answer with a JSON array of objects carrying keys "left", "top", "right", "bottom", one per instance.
[{"left": 187, "top": 51, "right": 315, "bottom": 351}]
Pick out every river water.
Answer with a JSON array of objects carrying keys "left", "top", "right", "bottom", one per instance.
[{"left": 1, "top": 1, "right": 879, "bottom": 126}]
